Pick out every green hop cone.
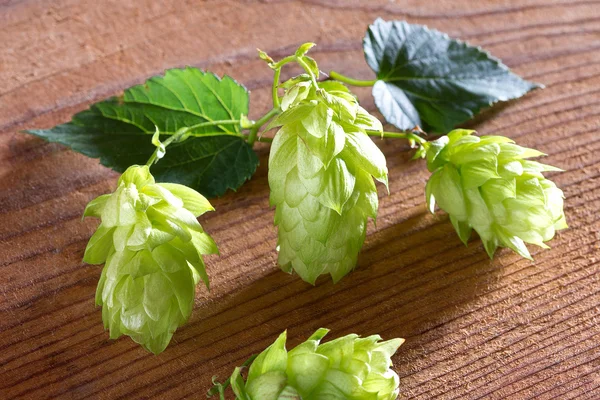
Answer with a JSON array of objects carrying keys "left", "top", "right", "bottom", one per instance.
[
  {"left": 83, "top": 165, "right": 218, "bottom": 354},
  {"left": 423, "top": 129, "right": 567, "bottom": 259},
  {"left": 230, "top": 328, "right": 404, "bottom": 400},
  {"left": 268, "top": 79, "right": 388, "bottom": 284}
]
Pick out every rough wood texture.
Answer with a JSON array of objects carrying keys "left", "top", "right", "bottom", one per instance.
[{"left": 1, "top": 0, "right": 599, "bottom": 398}]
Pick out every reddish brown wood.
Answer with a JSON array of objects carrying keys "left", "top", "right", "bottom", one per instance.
[{"left": 1, "top": 0, "right": 599, "bottom": 398}]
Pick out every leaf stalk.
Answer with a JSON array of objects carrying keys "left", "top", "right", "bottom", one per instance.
[
  {"left": 366, "top": 129, "right": 427, "bottom": 146},
  {"left": 329, "top": 71, "right": 377, "bottom": 87}
]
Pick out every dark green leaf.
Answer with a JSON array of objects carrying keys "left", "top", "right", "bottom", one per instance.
[
  {"left": 25, "top": 67, "right": 257, "bottom": 197},
  {"left": 150, "top": 135, "right": 258, "bottom": 197},
  {"left": 364, "top": 19, "right": 540, "bottom": 132}
]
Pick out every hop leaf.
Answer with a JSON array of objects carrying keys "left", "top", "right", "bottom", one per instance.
[
  {"left": 268, "top": 78, "right": 387, "bottom": 284},
  {"left": 230, "top": 329, "right": 404, "bottom": 400},
  {"left": 424, "top": 130, "right": 567, "bottom": 259},
  {"left": 83, "top": 165, "right": 218, "bottom": 354}
]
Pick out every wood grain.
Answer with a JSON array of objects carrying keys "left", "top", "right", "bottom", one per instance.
[{"left": 1, "top": 0, "right": 599, "bottom": 398}]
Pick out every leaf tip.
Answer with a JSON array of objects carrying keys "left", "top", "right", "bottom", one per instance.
[
  {"left": 257, "top": 48, "right": 274, "bottom": 64},
  {"left": 295, "top": 42, "right": 316, "bottom": 57},
  {"left": 530, "top": 81, "right": 545, "bottom": 90}
]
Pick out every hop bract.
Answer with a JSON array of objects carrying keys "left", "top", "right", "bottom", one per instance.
[
  {"left": 424, "top": 129, "right": 567, "bottom": 259},
  {"left": 268, "top": 79, "right": 387, "bottom": 284},
  {"left": 230, "top": 328, "right": 404, "bottom": 400},
  {"left": 83, "top": 165, "right": 218, "bottom": 354}
]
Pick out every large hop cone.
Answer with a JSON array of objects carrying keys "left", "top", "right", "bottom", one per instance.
[
  {"left": 83, "top": 165, "right": 218, "bottom": 354},
  {"left": 424, "top": 129, "right": 567, "bottom": 259},
  {"left": 269, "top": 81, "right": 388, "bottom": 283},
  {"left": 230, "top": 328, "right": 404, "bottom": 400}
]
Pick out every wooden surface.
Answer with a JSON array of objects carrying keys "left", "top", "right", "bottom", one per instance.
[{"left": 1, "top": 0, "right": 600, "bottom": 398}]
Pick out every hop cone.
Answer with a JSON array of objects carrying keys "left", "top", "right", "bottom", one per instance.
[
  {"left": 269, "top": 80, "right": 388, "bottom": 283},
  {"left": 230, "top": 328, "right": 404, "bottom": 400},
  {"left": 424, "top": 129, "right": 567, "bottom": 259},
  {"left": 83, "top": 165, "right": 218, "bottom": 354}
]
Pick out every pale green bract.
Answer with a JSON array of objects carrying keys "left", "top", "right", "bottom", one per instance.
[
  {"left": 268, "top": 79, "right": 388, "bottom": 284},
  {"left": 83, "top": 165, "right": 218, "bottom": 354},
  {"left": 230, "top": 328, "right": 404, "bottom": 400},
  {"left": 424, "top": 130, "right": 567, "bottom": 259}
]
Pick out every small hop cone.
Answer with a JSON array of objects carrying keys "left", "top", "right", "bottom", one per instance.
[
  {"left": 424, "top": 129, "right": 567, "bottom": 259},
  {"left": 269, "top": 80, "right": 388, "bottom": 284},
  {"left": 83, "top": 165, "right": 218, "bottom": 354},
  {"left": 230, "top": 329, "right": 404, "bottom": 400}
]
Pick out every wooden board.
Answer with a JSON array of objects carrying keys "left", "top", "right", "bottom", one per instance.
[{"left": 1, "top": 0, "right": 599, "bottom": 398}]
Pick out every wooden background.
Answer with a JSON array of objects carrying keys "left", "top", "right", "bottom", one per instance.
[{"left": 1, "top": 0, "right": 599, "bottom": 398}]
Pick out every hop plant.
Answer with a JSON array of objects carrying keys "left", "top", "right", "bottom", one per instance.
[
  {"left": 268, "top": 78, "right": 388, "bottom": 284},
  {"left": 82, "top": 165, "right": 218, "bottom": 354},
  {"left": 227, "top": 328, "right": 404, "bottom": 400},
  {"left": 423, "top": 129, "right": 567, "bottom": 259}
]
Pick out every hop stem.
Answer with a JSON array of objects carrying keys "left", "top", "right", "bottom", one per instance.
[
  {"left": 272, "top": 67, "right": 282, "bottom": 108},
  {"left": 366, "top": 129, "right": 427, "bottom": 145},
  {"left": 246, "top": 108, "right": 281, "bottom": 146},
  {"left": 365, "top": 129, "right": 428, "bottom": 159},
  {"left": 269, "top": 54, "right": 296, "bottom": 109},
  {"left": 328, "top": 71, "right": 377, "bottom": 87}
]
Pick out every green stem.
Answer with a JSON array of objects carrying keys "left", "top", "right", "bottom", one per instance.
[
  {"left": 272, "top": 67, "right": 282, "bottom": 108},
  {"left": 366, "top": 129, "right": 427, "bottom": 146},
  {"left": 247, "top": 107, "right": 280, "bottom": 146},
  {"left": 254, "top": 108, "right": 280, "bottom": 131},
  {"left": 270, "top": 55, "right": 296, "bottom": 108},
  {"left": 247, "top": 126, "right": 259, "bottom": 146},
  {"left": 184, "top": 119, "right": 243, "bottom": 140},
  {"left": 329, "top": 71, "right": 377, "bottom": 87},
  {"left": 272, "top": 55, "right": 296, "bottom": 69},
  {"left": 187, "top": 119, "right": 241, "bottom": 131},
  {"left": 207, "top": 354, "right": 258, "bottom": 399}
]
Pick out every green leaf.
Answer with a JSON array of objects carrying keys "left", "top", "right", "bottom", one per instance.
[
  {"left": 248, "top": 331, "right": 288, "bottom": 381},
  {"left": 319, "top": 158, "right": 356, "bottom": 214},
  {"left": 25, "top": 67, "right": 257, "bottom": 198},
  {"left": 295, "top": 42, "right": 316, "bottom": 57},
  {"left": 156, "top": 183, "right": 214, "bottom": 217},
  {"left": 364, "top": 19, "right": 540, "bottom": 132},
  {"left": 230, "top": 368, "right": 250, "bottom": 400}
]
